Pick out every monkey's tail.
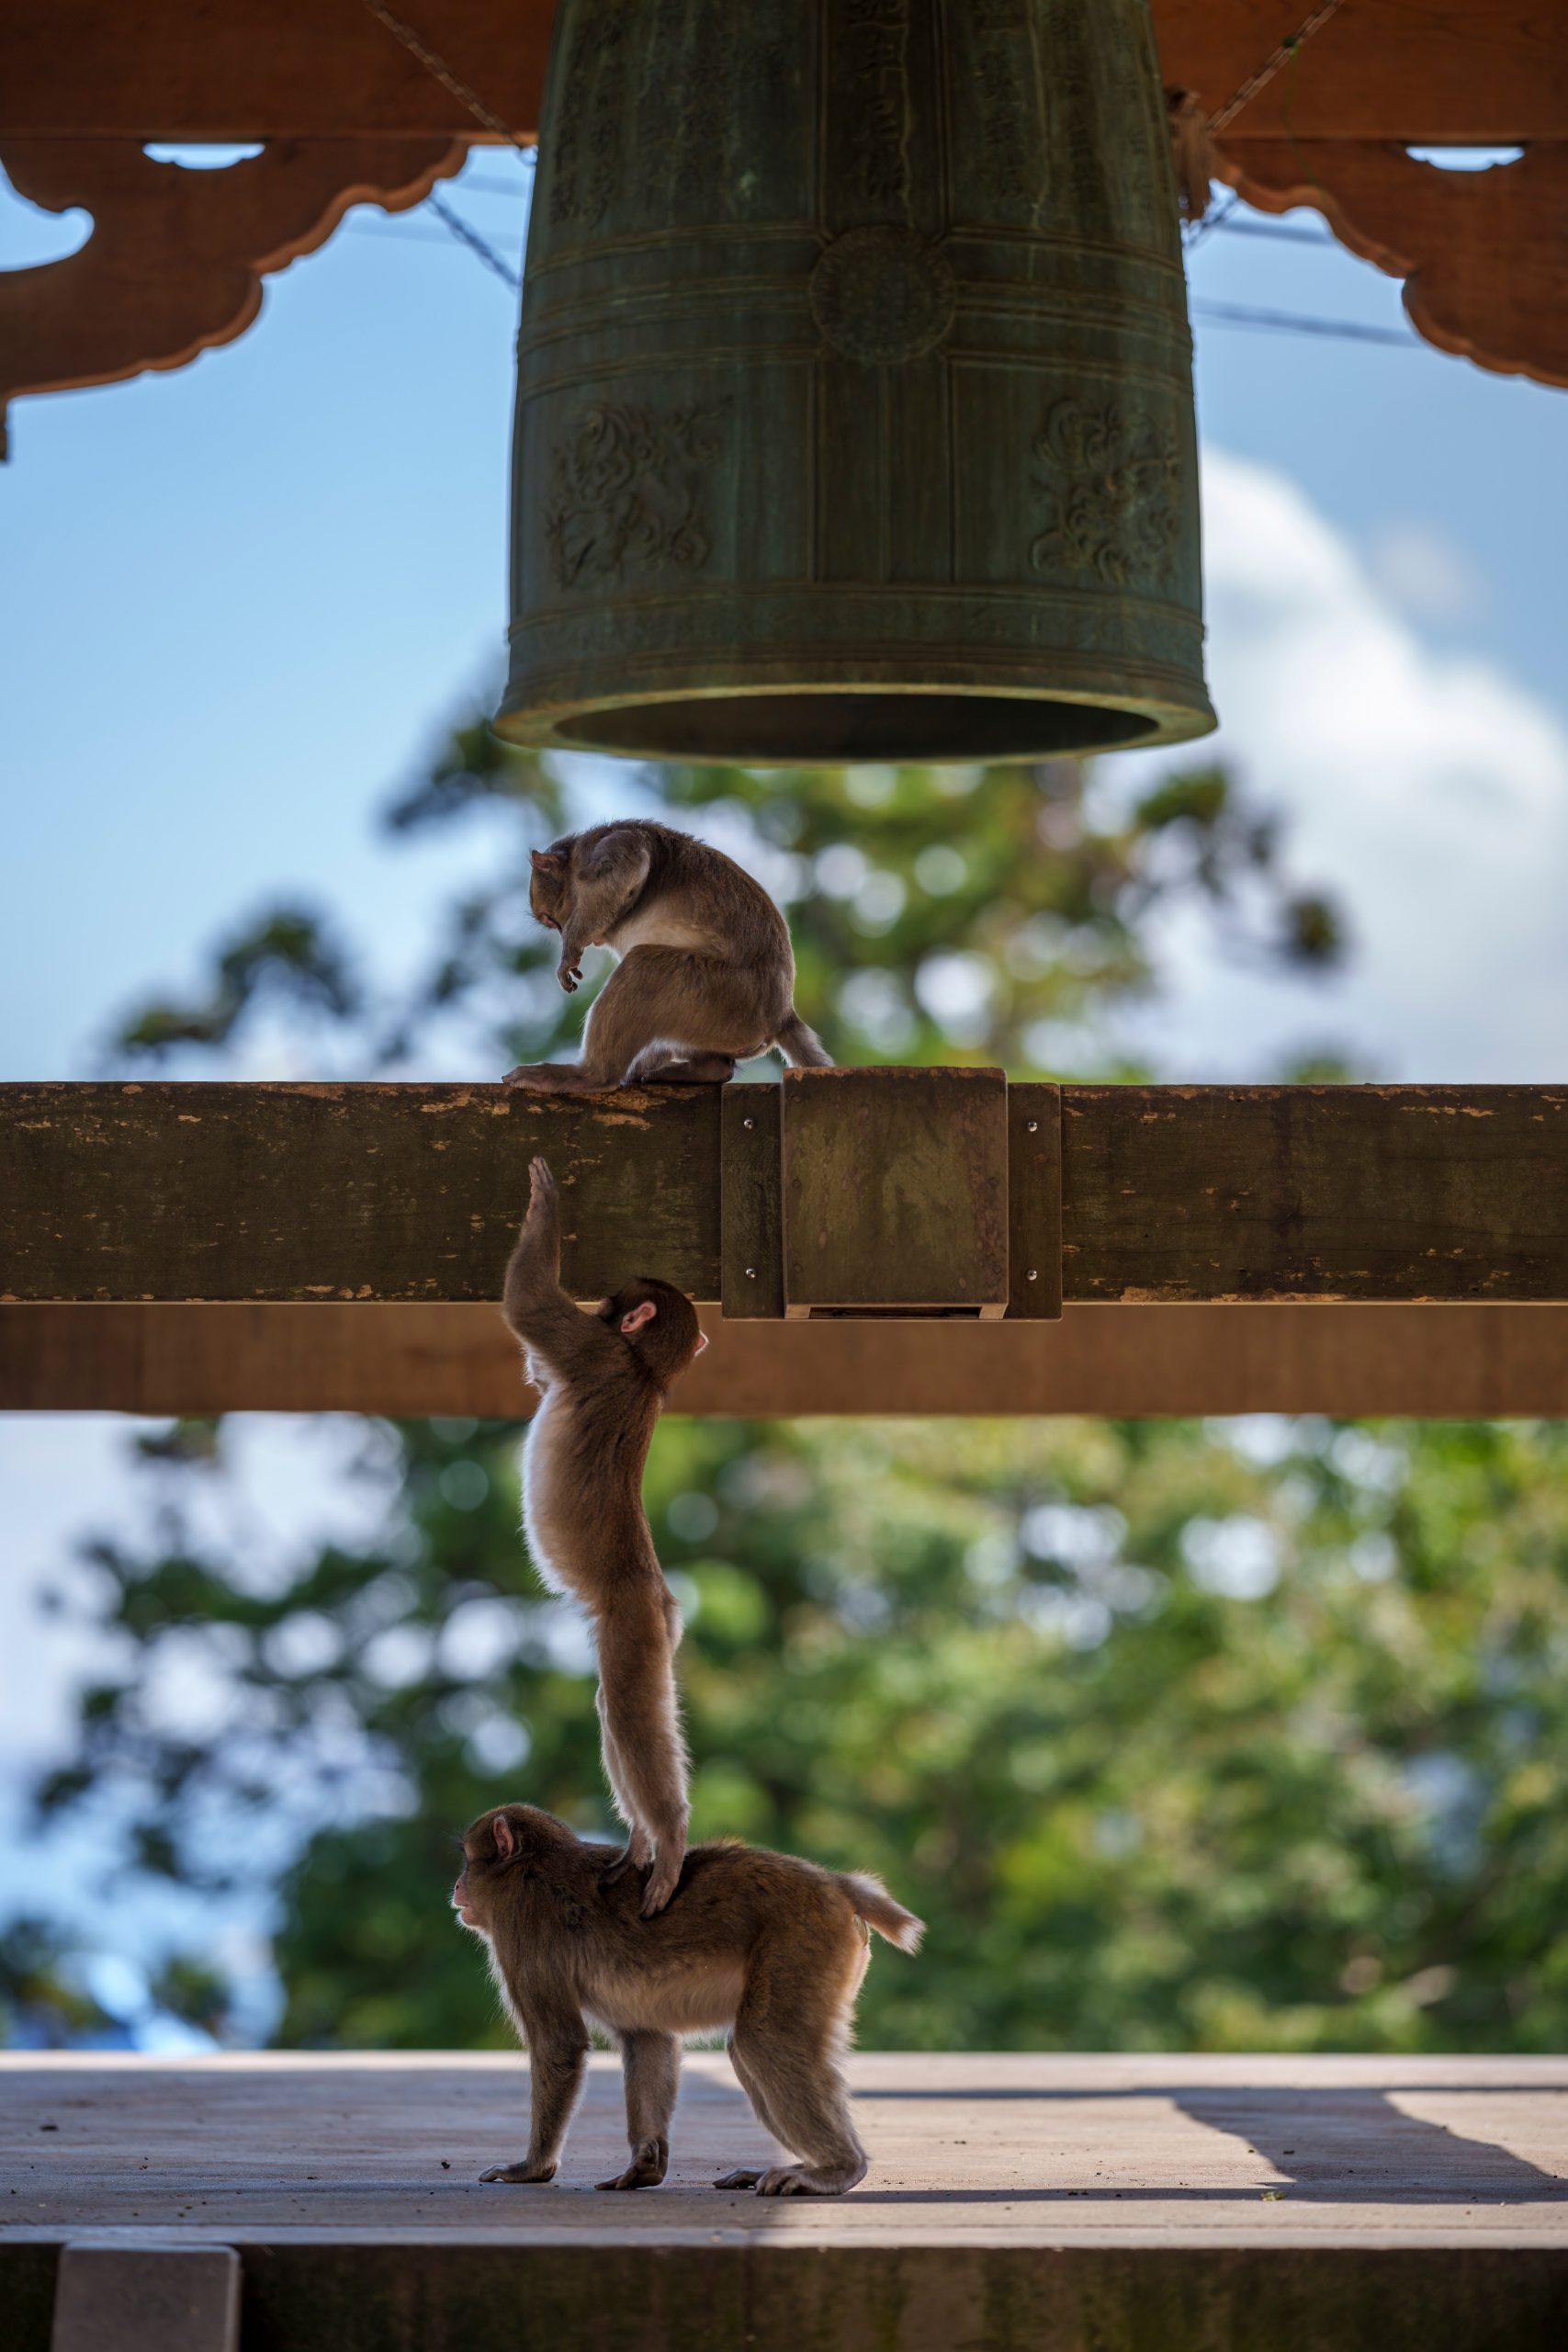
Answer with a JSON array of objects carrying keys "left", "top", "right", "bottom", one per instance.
[
  {"left": 839, "top": 1871, "right": 925, "bottom": 1952},
  {"left": 773, "top": 1008, "right": 833, "bottom": 1069}
]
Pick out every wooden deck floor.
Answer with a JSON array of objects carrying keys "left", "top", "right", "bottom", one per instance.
[{"left": 4, "top": 2052, "right": 1567, "bottom": 2347}]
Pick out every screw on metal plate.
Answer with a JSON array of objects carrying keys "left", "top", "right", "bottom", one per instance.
[
  {"left": 1027, "top": 1120, "right": 1038, "bottom": 1133},
  {"left": 743, "top": 1116, "right": 754, "bottom": 1130},
  {"left": 746, "top": 1267, "right": 757, "bottom": 1280},
  {"left": 1027, "top": 1268, "right": 1038, "bottom": 1281}
]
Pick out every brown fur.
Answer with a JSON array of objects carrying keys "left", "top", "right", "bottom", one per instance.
[
  {"left": 453, "top": 1802, "right": 922, "bottom": 2195},
  {"left": 502, "top": 1156, "right": 705, "bottom": 1914},
  {"left": 504, "top": 820, "right": 830, "bottom": 1091}
]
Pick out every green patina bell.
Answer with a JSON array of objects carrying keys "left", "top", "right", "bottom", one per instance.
[{"left": 496, "top": 0, "right": 1216, "bottom": 766}]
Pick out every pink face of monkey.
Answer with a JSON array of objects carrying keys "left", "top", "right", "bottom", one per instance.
[
  {"left": 528, "top": 846, "right": 570, "bottom": 936},
  {"left": 452, "top": 1810, "right": 520, "bottom": 1933}
]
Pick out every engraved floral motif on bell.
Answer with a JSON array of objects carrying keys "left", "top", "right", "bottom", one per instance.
[{"left": 496, "top": 0, "right": 1217, "bottom": 766}]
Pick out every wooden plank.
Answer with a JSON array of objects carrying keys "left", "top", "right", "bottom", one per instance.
[
  {"left": 4, "top": 2, "right": 555, "bottom": 141},
  {"left": 1007, "top": 1081, "right": 1062, "bottom": 1320},
  {"left": 3, "top": 2053, "right": 1567, "bottom": 2347},
  {"left": 0, "top": 1083, "right": 720, "bottom": 1305},
  {"left": 9, "top": 1301, "right": 1568, "bottom": 1418},
  {"left": 718, "top": 1083, "right": 783, "bottom": 1320},
  {"left": 5, "top": 4, "right": 1564, "bottom": 144},
  {"left": 51, "top": 2247, "right": 239, "bottom": 2352},
  {"left": 780, "top": 1068, "right": 1010, "bottom": 1317},
  {"left": 8, "top": 1083, "right": 1568, "bottom": 1315},
  {"left": 1156, "top": 0, "right": 1568, "bottom": 141},
  {"left": 1062, "top": 1085, "right": 1568, "bottom": 1304}
]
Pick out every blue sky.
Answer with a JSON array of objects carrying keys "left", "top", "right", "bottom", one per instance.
[
  {"left": 2, "top": 144, "right": 1565, "bottom": 2007},
  {"left": 4, "top": 147, "right": 1565, "bottom": 1087}
]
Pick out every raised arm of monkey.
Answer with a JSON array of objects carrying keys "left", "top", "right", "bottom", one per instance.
[
  {"left": 453, "top": 1804, "right": 922, "bottom": 2195},
  {"left": 502, "top": 1155, "right": 706, "bottom": 1914},
  {"left": 504, "top": 820, "right": 830, "bottom": 1093}
]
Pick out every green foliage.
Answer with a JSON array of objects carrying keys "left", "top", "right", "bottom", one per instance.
[
  {"left": 110, "top": 712, "right": 1340, "bottom": 1079},
  {"left": 114, "top": 907, "right": 358, "bottom": 1059},
  {"left": 44, "top": 707, "right": 1442, "bottom": 2058},
  {"left": 37, "top": 1414, "right": 1568, "bottom": 2052}
]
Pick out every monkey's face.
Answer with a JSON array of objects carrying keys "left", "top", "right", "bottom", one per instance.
[
  {"left": 451, "top": 1858, "right": 484, "bottom": 1932},
  {"left": 597, "top": 1278, "right": 708, "bottom": 1387},
  {"left": 528, "top": 846, "right": 570, "bottom": 935},
  {"left": 454, "top": 1804, "right": 553, "bottom": 1932}
]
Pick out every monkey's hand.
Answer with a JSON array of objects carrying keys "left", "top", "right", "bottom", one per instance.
[
  {"left": 526, "top": 1155, "right": 558, "bottom": 1219},
  {"left": 504, "top": 1062, "right": 595, "bottom": 1093},
  {"left": 602, "top": 1830, "right": 655, "bottom": 1886},
  {"left": 557, "top": 952, "right": 583, "bottom": 994},
  {"left": 640, "top": 1854, "right": 682, "bottom": 1917},
  {"left": 479, "top": 2159, "right": 559, "bottom": 2185},
  {"left": 596, "top": 2137, "right": 669, "bottom": 2192}
]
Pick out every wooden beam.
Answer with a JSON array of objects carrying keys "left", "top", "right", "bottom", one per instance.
[
  {"left": 6, "top": 1300, "right": 1568, "bottom": 1417},
  {"left": 0, "top": 1081, "right": 720, "bottom": 1304},
  {"left": 1062, "top": 1084, "right": 1568, "bottom": 1303},
  {"left": 6, "top": 4, "right": 1564, "bottom": 145},
  {"left": 6, "top": 1084, "right": 1568, "bottom": 1311}
]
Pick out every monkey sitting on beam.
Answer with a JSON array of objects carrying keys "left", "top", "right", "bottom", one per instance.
[
  {"left": 504, "top": 820, "right": 830, "bottom": 1091},
  {"left": 454, "top": 1802, "right": 922, "bottom": 2195},
  {"left": 502, "top": 1155, "right": 705, "bottom": 1914}
]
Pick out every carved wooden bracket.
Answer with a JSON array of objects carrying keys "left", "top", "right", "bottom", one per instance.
[
  {"left": 1216, "top": 138, "right": 1568, "bottom": 390},
  {"left": 0, "top": 135, "right": 469, "bottom": 449}
]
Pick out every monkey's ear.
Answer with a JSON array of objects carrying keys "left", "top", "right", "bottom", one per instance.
[
  {"left": 694, "top": 1330, "right": 709, "bottom": 1355},
  {"left": 491, "top": 1813, "right": 517, "bottom": 1861},
  {"left": 619, "top": 1299, "right": 658, "bottom": 1339},
  {"left": 531, "top": 848, "right": 567, "bottom": 874}
]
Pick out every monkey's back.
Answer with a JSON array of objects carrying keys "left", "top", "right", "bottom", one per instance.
[
  {"left": 570, "top": 1838, "right": 874, "bottom": 2041},
  {"left": 520, "top": 1364, "right": 664, "bottom": 1608},
  {"left": 589, "top": 821, "right": 794, "bottom": 972}
]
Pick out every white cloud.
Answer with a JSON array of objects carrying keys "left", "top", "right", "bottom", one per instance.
[
  {"left": 1118, "top": 448, "right": 1568, "bottom": 1080},
  {"left": 1366, "top": 519, "right": 1482, "bottom": 622}
]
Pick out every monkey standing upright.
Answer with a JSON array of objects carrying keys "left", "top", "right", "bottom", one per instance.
[
  {"left": 454, "top": 1802, "right": 923, "bottom": 2194},
  {"left": 502, "top": 1155, "right": 705, "bottom": 1914},
  {"left": 504, "top": 820, "right": 831, "bottom": 1092}
]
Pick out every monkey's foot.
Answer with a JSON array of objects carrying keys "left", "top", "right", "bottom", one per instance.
[
  {"left": 752, "top": 2162, "right": 866, "bottom": 2197},
  {"left": 713, "top": 2168, "right": 764, "bottom": 2191},
  {"left": 502, "top": 1062, "right": 598, "bottom": 1093},
  {"left": 602, "top": 1836, "right": 653, "bottom": 1886},
  {"left": 479, "top": 2159, "right": 559, "bottom": 2185},
  {"left": 627, "top": 1052, "right": 739, "bottom": 1085},
  {"left": 640, "top": 1857, "right": 682, "bottom": 1916},
  {"left": 596, "top": 2138, "right": 669, "bottom": 2191}
]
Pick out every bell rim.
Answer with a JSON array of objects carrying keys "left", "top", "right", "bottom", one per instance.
[{"left": 493, "top": 674, "right": 1217, "bottom": 766}]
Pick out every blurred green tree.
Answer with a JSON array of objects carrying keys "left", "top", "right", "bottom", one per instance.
[{"left": 79, "top": 714, "right": 1568, "bottom": 2065}]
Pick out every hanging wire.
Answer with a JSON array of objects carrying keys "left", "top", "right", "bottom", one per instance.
[
  {"left": 1208, "top": 0, "right": 1348, "bottom": 136},
  {"left": 1213, "top": 217, "right": 1335, "bottom": 247},
  {"left": 357, "top": 0, "right": 534, "bottom": 154},
  {"left": 1182, "top": 187, "right": 1240, "bottom": 254},
  {"left": 425, "top": 191, "right": 523, "bottom": 290},
  {"left": 1191, "top": 300, "right": 1419, "bottom": 349}
]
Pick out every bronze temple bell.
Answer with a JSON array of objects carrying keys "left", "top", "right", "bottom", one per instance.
[{"left": 495, "top": 0, "right": 1216, "bottom": 766}]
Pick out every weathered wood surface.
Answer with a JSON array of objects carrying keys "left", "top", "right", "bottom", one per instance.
[
  {"left": 6, "top": 1084, "right": 1568, "bottom": 1310},
  {"left": 0, "top": 136, "right": 468, "bottom": 432},
  {"left": 1008, "top": 1083, "right": 1063, "bottom": 1321},
  {"left": 1062, "top": 1086, "right": 1568, "bottom": 1304},
  {"left": 1220, "top": 138, "right": 1568, "bottom": 392},
  {"left": 8, "top": 1302, "right": 1568, "bottom": 1419},
  {"left": 6, "top": 3, "right": 1562, "bottom": 143},
  {"left": 0, "top": 1084, "right": 720, "bottom": 1304},
  {"left": 719, "top": 1083, "right": 784, "bottom": 1321},
  {"left": 3, "top": 2055, "right": 1566, "bottom": 2352},
  {"left": 781, "top": 1069, "right": 1010, "bottom": 1317}
]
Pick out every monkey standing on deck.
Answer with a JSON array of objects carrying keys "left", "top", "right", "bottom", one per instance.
[
  {"left": 454, "top": 1802, "right": 922, "bottom": 2195},
  {"left": 503, "top": 820, "right": 831, "bottom": 1092},
  {"left": 502, "top": 1154, "right": 705, "bottom": 1914}
]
